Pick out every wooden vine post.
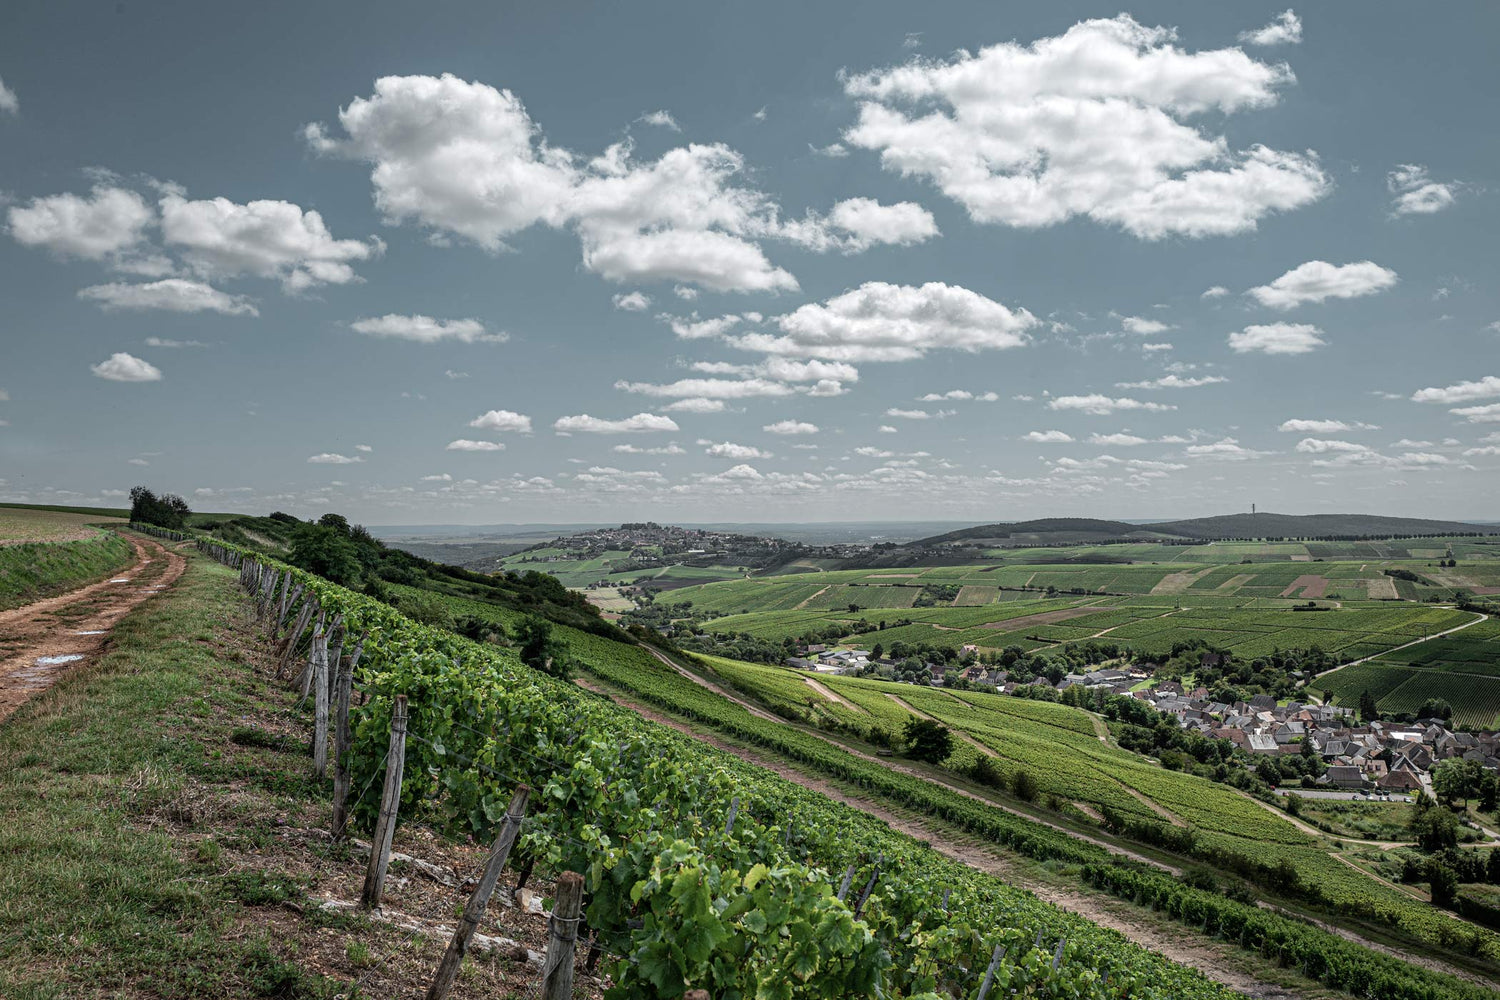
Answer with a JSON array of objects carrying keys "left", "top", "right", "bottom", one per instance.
[
  {"left": 424, "top": 785, "right": 531, "bottom": 1000},
  {"left": 541, "top": 871, "right": 584, "bottom": 1000},
  {"left": 311, "top": 617, "right": 331, "bottom": 779},
  {"left": 360, "top": 695, "right": 408, "bottom": 910},
  {"left": 330, "top": 630, "right": 366, "bottom": 841}
]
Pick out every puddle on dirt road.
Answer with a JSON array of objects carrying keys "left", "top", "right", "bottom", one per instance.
[
  {"left": 74, "top": 630, "right": 106, "bottom": 635},
  {"left": 108, "top": 578, "right": 131, "bottom": 583},
  {"left": 36, "top": 654, "right": 84, "bottom": 665}
]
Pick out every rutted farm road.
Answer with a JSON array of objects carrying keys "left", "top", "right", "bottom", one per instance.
[{"left": 0, "top": 532, "right": 184, "bottom": 724}]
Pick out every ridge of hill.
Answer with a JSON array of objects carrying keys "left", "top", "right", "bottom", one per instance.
[{"left": 918, "top": 512, "right": 1496, "bottom": 547}]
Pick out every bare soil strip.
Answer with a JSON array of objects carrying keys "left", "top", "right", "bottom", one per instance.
[
  {"left": 804, "top": 676, "right": 862, "bottom": 711},
  {"left": 0, "top": 533, "right": 185, "bottom": 724},
  {"left": 977, "top": 607, "right": 1099, "bottom": 630},
  {"left": 1279, "top": 575, "right": 1329, "bottom": 599},
  {"left": 792, "top": 585, "right": 830, "bottom": 610}
]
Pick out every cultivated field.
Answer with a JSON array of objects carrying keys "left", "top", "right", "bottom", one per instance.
[{"left": 0, "top": 506, "right": 124, "bottom": 545}]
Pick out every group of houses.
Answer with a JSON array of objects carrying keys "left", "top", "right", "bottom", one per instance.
[{"left": 782, "top": 644, "right": 1498, "bottom": 795}]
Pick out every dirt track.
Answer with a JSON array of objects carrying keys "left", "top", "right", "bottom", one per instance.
[{"left": 0, "top": 532, "right": 185, "bottom": 724}]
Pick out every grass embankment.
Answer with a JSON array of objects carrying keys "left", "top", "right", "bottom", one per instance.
[
  {"left": 0, "top": 529, "right": 133, "bottom": 610},
  {"left": 0, "top": 551, "right": 543, "bottom": 999}
]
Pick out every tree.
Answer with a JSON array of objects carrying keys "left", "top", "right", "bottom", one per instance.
[
  {"left": 317, "top": 512, "right": 351, "bottom": 534},
  {"left": 1427, "top": 857, "right": 1458, "bottom": 908},
  {"left": 1284, "top": 793, "right": 1303, "bottom": 817},
  {"left": 129, "top": 486, "right": 191, "bottom": 530},
  {"left": 1011, "top": 769, "right": 1038, "bottom": 802},
  {"left": 288, "top": 523, "right": 361, "bottom": 585},
  {"left": 870, "top": 643, "right": 884, "bottom": 662},
  {"left": 514, "top": 616, "right": 571, "bottom": 680},
  {"left": 902, "top": 718, "right": 954, "bottom": 764},
  {"left": 1433, "top": 758, "right": 1485, "bottom": 808},
  {"left": 1410, "top": 796, "right": 1460, "bottom": 852},
  {"left": 1358, "top": 689, "right": 1380, "bottom": 722},
  {"left": 1417, "top": 697, "right": 1453, "bottom": 721}
]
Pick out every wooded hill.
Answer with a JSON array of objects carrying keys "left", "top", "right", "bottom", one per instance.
[{"left": 918, "top": 513, "right": 1496, "bottom": 548}]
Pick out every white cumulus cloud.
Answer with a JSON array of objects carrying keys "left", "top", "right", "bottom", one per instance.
[
  {"left": 1023, "top": 430, "right": 1074, "bottom": 442},
  {"left": 350, "top": 314, "right": 505, "bottom": 344},
  {"left": 0, "top": 76, "right": 17, "bottom": 113},
  {"left": 1047, "top": 395, "right": 1176, "bottom": 415},
  {"left": 9, "top": 185, "right": 154, "bottom": 260},
  {"left": 612, "top": 291, "right": 651, "bottom": 311},
  {"left": 1410, "top": 376, "right": 1500, "bottom": 405},
  {"left": 307, "top": 452, "right": 364, "bottom": 464},
  {"left": 553, "top": 412, "right": 680, "bottom": 434},
  {"left": 468, "top": 409, "right": 532, "bottom": 433},
  {"left": 90, "top": 352, "right": 163, "bottom": 382},
  {"left": 77, "top": 278, "right": 258, "bottom": 315},
  {"left": 1228, "top": 322, "right": 1325, "bottom": 355},
  {"left": 445, "top": 439, "right": 506, "bottom": 451},
  {"left": 1246, "top": 260, "right": 1398, "bottom": 309},
  {"left": 764, "top": 420, "right": 818, "bottom": 435},
  {"left": 842, "top": 15, "right": 1328, "bottom": 239},
  {"left": 704, "top": 441, "right": 772, "bottom": 459},
  {"left": 737, "top": 281, "right": 1034, "bottom": 362},
  {"left": 1238, "top": 10, "right": 1302, "bottom": 46},
  {"left": 1387, "top": 164, "right": 1456, "bottom": 216}
]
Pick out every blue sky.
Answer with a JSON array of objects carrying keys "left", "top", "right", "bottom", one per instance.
[{"left": 2, "top": 2, "right": 1497, "bottom": 523}]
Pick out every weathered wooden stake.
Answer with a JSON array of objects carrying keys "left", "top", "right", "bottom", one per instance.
[
  {"left": 298, "top": 612, "right": 327, "bottom": 705},
  {"left": 1051, "top": 938, "right": 1066, "bottom": 970},
  {"left": 275, "top": 596, "right": 317, "bottom": 679},
  {"left": 976, "top": 944, "right": 1006, "bottom": 1000},
  {"left": 853, "top": 853, "right": 883, "bottom": 918},
  {"left": 541, "top": 871, "right": 584, "bottom": 1000},
  {"left": 312, "top": 617, "right": 331, "bottom": 779},
  {"left": 275, "top": 571, "right": 292, "bottom": 630},
  {"left": 360, "top": 695, "right": 408, "bottom": 910},
  {"left": 836, "top": 864, "right": 856, "bottom": 901},
  {"left": 723, "top": 796, "right": 739, "bottom": 836},
  {"left": 424, "top": 785, "right": 531, "bottom": 1000},
  {"left": 330, "top": 644, "right": 357, "bottom": 840}
]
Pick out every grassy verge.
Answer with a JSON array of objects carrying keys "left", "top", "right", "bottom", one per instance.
[
  {"left": 0, "top": 550, "right": 553, "bottom": 999},
  {"left": 0, "top": 530, "right": 133, "bottom": 610}
]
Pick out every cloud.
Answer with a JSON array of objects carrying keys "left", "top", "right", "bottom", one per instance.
[
  {"left": 158, "top": 192, "right": 380, "bottom": 290},
  {"left": 806, "top": 197, "right": 939, "bottom": 252},
  {"left": 616, "top": 376, "right": 796, "bottom": 399},
  {"left": 445, "top": 369, "right": 469, "bottom": 379},
  {"left": 855, "top": 446, "right": 895, "bottom": 458},
  {"left": 77, "top": 278, "right": 258, "bottom": 315},
  {"left": 468, "top": 409, "right": 533, "bottom": 433},
  {"left": 305, "top": 74, "right": 801, "bottom": 293},
  {"left": 704, "top": 441, "right": 772, "bottom": 459},
  {"left": 877, "top": 425, "right": 898, "bottom": 434},
  {"left": 1115, "top": 374, "right": 1227, "bottom": 389},
  {"left": 842, "top": 15, "right": 1327, "bottom": 239},
  {"left": 1201, "top": 286, "right": 1230, "bottom": 299},
  {"left": 636, "top": 110, "right": 680, "bottom": 131},
  {"left": 1294, "top": 438, "right": 1368, "bottom": 455},
  {"left": 1023, "top": 430, "right": 1074, "bottom": 442},
  {"left": 1246, "top": 260, "right": 1398, "bottom": 309},
  {"left": 350, "top": 314, "right": 505, "bottom": 344},
  {"left": 1387, "top": 164, "right": 1456, "bottom": 216},
  {"left": 553, "top": 412, "right": 680, "bottom": 434},
  {"left": 1120, "top": 316, "right": 1171, "bottom": 335},
  {"left": 736, "top": 281, "right": 1034, "bottom": 362},
  {"left": 307, "top": 452, "right": 364, "bottom": 464},
  {"left": 1228, "top": 321, "right": 1325, "bottom": 354},
  {"left": 445, "top": 439, "right": 506, "bottom": 451},
  {"left": 1185, "top": 437, "right": 1264, "bottom": 460},
  {"left": 612, "top": 443, "right": 685, "bottom": 455},
  {"left": 90, "top": 352, "right": 162, "bottom": 383},
  {"left": 612, "top": 291, "right": 651, "bottom": 311},
  {"left": 661, "top": 397, "right": 726, "bottom": 413},
  {"left": 1410, "top": 375, "right": 1500, "bottom": 404},
  {"left": 1238, "top": 10, "right": 1302, "bottom": 46},
  {"left": 8, "top": 185, "right": 153, "bottom": 259},
  {"left": 0, "top": 76, "right": 16, "bottom": 113},
  {"left": 1279, "top": 418, "right": 1366, "bottom": 433},
  {"left": 355, "top": 444, "right": 373, "bottom": 452},
  {"left": 1047, "top": 395, "right": 1176, "bottom": 415},
  {"left": 921, "top": 389, "right": 972, "bottom": 401},
  {"left": 143, "top": 337, "right": 207, "bottom": 348},
  {"left": 809, "top": 142, "right": 849, "bottom": 158},
  {"left": 420, "top": 473, "right": 453, "bottom": 481},
  {"left": 1089, "top": 432, "right": 1149, "bottom": 446},
  {"left": 885, "top": 407, "right": 932, "bottom": 419},
  {"left": 763, "top": 420, "right": 818, "bottom": 435},
  {"left": 1450, "top": 404, "right": 1500, "bottom": 424}
]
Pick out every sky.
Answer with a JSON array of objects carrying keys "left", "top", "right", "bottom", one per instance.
[{"left": 2, "top": 2, "right": 1498, "bottom": 525}]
